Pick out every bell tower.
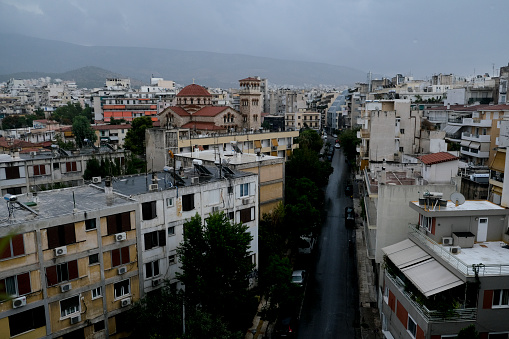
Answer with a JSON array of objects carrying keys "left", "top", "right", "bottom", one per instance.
[{"left": 238, "top": 77, "right": 262, "bottom": 131}]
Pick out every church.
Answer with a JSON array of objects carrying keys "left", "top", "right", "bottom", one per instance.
[{"left": 158, "top": 77, "right": 262, "bottom": 133}]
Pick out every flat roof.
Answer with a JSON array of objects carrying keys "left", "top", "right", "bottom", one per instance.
[
  {"left": 410, "top": 200, "right": 506, "bottom": 212},
  {"left": 453, "top": 241, "right": 509, "bottom": 269},
  {"left": 0, "top": 186, "right": 135, "bottom": 229},
  {"left": 178, "top": 150, "right": 282, "bottom": 165}
]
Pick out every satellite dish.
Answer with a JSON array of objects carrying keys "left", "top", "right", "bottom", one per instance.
[{"left": 450, "top": 192, "right": 465, "bottom": 206}]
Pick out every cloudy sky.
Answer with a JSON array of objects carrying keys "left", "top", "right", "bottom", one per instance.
[{"left": 0, "top": 0, "right": 507, "bottom": 79}]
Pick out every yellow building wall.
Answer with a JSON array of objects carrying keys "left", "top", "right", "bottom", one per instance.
[
  {"left": 0, "top": 232, "right": 38, "bottom": 271},
  {"left": 260, "top": 201, "right": 281, "bottom": 216},
  {"left": 0, "top": 316, "right": 46, "bottom": 339},
  {"left": 108, "top": 316, "right": 116, "bottom": 336},
  {"left": 0, "top": 269, "right": 43, "bottom": 313},
  {"left": 42, "top": 222, "right": 100, "bottom": 262},
  {"left": 104, "top": 245, "right": 138, "bottom": 280},
  {"left": 105, "top": 275, "right": 140, "bottom": 312},
  {"left": 47, "top": 257, "right": 91, "bottom": 298},
  {"left": 260, "top": 182, "right": 283, "bottom": 203},
  {"left": 100, "top": 212, "right": 136, "bottom": 247},
  {"left": 259, "top": 164, "right": 283, "bottom": 182}
]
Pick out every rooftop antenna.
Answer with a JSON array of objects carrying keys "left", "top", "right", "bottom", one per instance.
[{"left": 450, "top": 192, "right": 465, "bottom": 207}]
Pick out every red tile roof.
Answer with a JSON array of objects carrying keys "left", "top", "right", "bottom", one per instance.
[
  {"left": 0, "top": 137, "right": 36, "bottom": 149},
  {"left": 177, "top": 84, "right": 211, "bottom": 97},
  {"left": 419, "top": 152, "right": 459, "bottom": 165},
  {"left": 181, "top": 122, "right": 226, "bottom": 131},
  {"left": 194, "top": 106, "right": 229, "bottom": 117},
  {"left": 426, "top": 104, "right": 488, "bottom": 112},
  {"left": 478, "top": 104, "right": 509, "bottom": 111},
  {"left": 165, "top": 106, "right": 191, "bottom": 117},
  {"left": 92, "top": 124, "right": 132, "bottom": 131},
  {"left": 239, "top": 77, "right": 261, "bottom": 82}
]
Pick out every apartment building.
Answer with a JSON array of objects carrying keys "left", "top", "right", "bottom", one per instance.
[
  {"left": 0, "top": 185, "right": 140, "bottom": 338},
  {"left": 381, "top": 196, "right": 509, "bottom": 338},
  {"left": 285, "top": 110, "right": 320, "bottom": 131}
]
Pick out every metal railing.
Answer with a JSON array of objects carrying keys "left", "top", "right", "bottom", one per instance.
[
  {"left": 408, "top": 225, "right": 509, "bottom": 276},
  {"left": 386, "top": 273, "right": 477, "bottom": 322}
]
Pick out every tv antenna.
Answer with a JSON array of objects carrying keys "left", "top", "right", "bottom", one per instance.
[{"left": 450, "top": 192, "right": 465, "bottom": 207}]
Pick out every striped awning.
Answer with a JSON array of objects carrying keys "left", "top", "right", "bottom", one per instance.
[
  {"left": 460, "top": 140, "right": 471, "bottom": 147},
  {"left": 254, "top": 140, "right": 262, "bottom": 149},
  {"left": 490, "top": 151, "right": 506, "bottom": 172}
]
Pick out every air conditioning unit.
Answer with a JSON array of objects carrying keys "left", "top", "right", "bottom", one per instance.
[
  {"left": 450, "top": 246, "right": 461, "bottom": 254},
  {"left": 212, "top": 206, "right": 220, "bottom": 212},
  {"left": 118, "top": 266, "right": 127, "bottom": 275},
  {"left": 442, "top": 237, "right": 453, "bottom": 246},
  {"left": 191, "top": 177, "right": 199, "bottom": 184},
  {"left": 12, "top": 296, "right": 26, "bottom": 308},
  {"left": 60, "top": 283, "right": 72, "bottom": 293},
  {"left": 121, "top": 297, "right": 132, "bottom": 307},
  {"left": 242, "top": 198, "right": 250, "bottom": 205},
  {"left": 152, "top": 278, "right": 161, "bottom": 287},
  {"left": 70, "top": 315, "right": 81, "bottom": 324},
  {"left": 149, "top": 184, "right": 158, "bottom": 191},
  {"left": 92, "top": 176, "right": 101, "bottom": 184},
  {"left": 30, "top": 151, "right": 37, "bottom": 156},
  {"left": 115, "top": 232, "right": 127, "bottom": 242},
  {"left": 55, "top": 246, "right": 67, "bottom": 256}
]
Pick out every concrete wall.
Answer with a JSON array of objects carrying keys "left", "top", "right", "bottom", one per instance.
[{"left": 422, "top": 160, "right": 459, "bottom": 184}]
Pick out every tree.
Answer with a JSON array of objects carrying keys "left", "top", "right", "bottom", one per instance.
[
  {"left": 457, "top": 324, "right": 479, "bottom": 339},
  {"left": 177, "top": 212, "right": 255, "bottom": 331},
  {"left": 124, "top": 116, "right": 153, "bottom": 155},
  {"left": 338, "top": 128, "right": 360, "bottom": 162},
  {"left": 286, "top": 147, "right": 333, "bottom": 187},
  {"left": 295, "top": 128, "right": 323, "bottom": 153},
  {"left": 52, "top": 102, "right": 92, "bottom": 125},
  {"left": 72, "top": 115, "right": 97, "bottom": 148}
]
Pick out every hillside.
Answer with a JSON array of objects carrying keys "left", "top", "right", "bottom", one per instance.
[{"left": 0, "top": 33, "right": 367, "bottom": 88}]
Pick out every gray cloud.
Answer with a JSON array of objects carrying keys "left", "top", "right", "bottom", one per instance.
[{"left": 0, "top": 0, "right": 507, "bottom": 78}]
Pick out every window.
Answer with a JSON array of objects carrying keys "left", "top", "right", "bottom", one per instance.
[
  {"left": 239, "top": 183, "right": 250, "bottom": 197},
  {"left": 407, "top": 315, "right": 417, "bottom": 338},
  {"left": 8, "top": 306, "right": 46, "bottom": 337},
  {"left": 5, "top": 166, "right": 21, "bottom": 179},
  {"left": 46, "top": 260, "right": 79, "bottom": 286},
  {"left": 228, "top": 186, "right": 233, "bottom": 194},
  {"left": 168, "top": 255, "right": 176, "bottom": 265},
  {"left": 142, "top": 201, "right": 157, "bottom": 220},
  {"left": 493, "top": 289, "right": 509, "bottom": 307},
  {"left": 182, "top": 194, "right": 195, "bottom": 211},
  {"left": 94, "top": 321, "right": 105, "bottom": 332},
  {"left": 111, "top": 246, "right": 130, "bottom": 267},
  {"left": 400, "top": 129, "right": 405, "bottom": 134},
  {"left": 91, "top": 287, "right": 102, "bottom": 299},
  {"left": 168, "top": 226, "right": 175, "bottom": 236},
  {"left": 166, "top": 197, "right": 174, "bottom": 207},
  {"left": 60, "top": 295, "right": 80, "bottom": 318},
  {"left": 228, "top": 211, "right": 234, "bottom": 220},
  {"left": 0, "top": 273, "right": 31, "bottom": 299},
  {"left": 6, "top": 187, "right": 22, "bottom": 195},
  {"left": 65, "top": 161, "right": 78, "bottom": 172},
  {"left": 89, "top": 254, "right": 99, "bottom": 265},
  {"left": 399, "top": 147, "right": 404, "bottom": 152},
  {"left": 53, "top": 163, "right": 60, "bottom": 170},
  {"left": 33, "top": 164, "right": 46, "bottom": 176},
  {"left": 489, "top": 334, "right": 509, "bottom": 339},
  {"left": 0, "top": 234, "right": 25, "bottom": 259},
  {"left": 240, "top": 207, "right": 254, "bottom": 223},
  {"left": 144, "top": 230, "right": 166, "bottom": 250},
  {"left": 85, "top": 218, "right": 97, "bottom": 230},
  {"left": 114, "top": 279, "right": 130, "bottom": 299},
  {"left": 146, "top": 260, "right": 160, "bottom": 278},
  {"left": 419, "top": 215, "right": 433, "bottom": 233},
  {"left": 46, "top": 223, "right": 76, "bottom": 249},
  {"left": 106, "top": 212, "right": 132, "bottom": 235}
]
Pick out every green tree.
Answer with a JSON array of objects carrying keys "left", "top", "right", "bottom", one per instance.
[
  {"left": 286, "top": 147, "right": 333, "bottom": 187},
  {"left": 52, "top": 102, "right": 90, "bottom": 125},
  {"left": 457, "top": 324, "right": 479, "bottom": 339},
  {"left": 1, "top": 115, "right": 26, "bottom": 129},
  {"left": 54, "top": 134, "right": 75, "bottom": 150},
  {"left": 296, "top": 128, "right": 323, "bottom": 153},
  {"left": 83, "top": 157, "right": 102, "bottom": 180},
  {"left": 124, "top": 116, "right": 153, "bottom": 155},
  {"left": 177, "top": 212, "right": 255, "bottom": 331},
  {"left": 72, "top": 115, "right": 97, "bottom": 148},
  {"left": 338, "top": 127, "right": 360, "bottom": 162}
]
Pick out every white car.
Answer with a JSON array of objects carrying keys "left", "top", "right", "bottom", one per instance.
[
  {"left": 292, "top": 270, "right": 306, "bottom": 285},
  {"left": 335, "top": 143, "right": 341, "bottom": 149}
]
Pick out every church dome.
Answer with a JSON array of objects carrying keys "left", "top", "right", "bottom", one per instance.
[{"left": 177, "top": 84, "right": 211, "bottom": 97}]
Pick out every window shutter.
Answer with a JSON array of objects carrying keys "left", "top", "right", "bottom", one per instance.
[
  {"left": 144, "top": 233, "right": 153, "bottom": 251},
  {"left": 16, "top": 273, "right": 31, "bottom": 295},
  {"left": 251, "top": 207, "right": 255, "bottom": 221},
  {"left": 121, "top": 246, "right": 130, "bottom": 264},
  {"left": 431, "top": 218, "right": 436, "bottom": 235},
  {"left": 33, "top": 165, "right": 40, "bottom": 176},
  {"left": 46, "top": 265, "right": 58, "bottom": 286},
  {"left": 151, "top": 201, "right": 157, "bottom": 219},
  {"left": 121, "top": 212, "right": 131, "bottom": 231},
  {"left": 47, "top": 227, "right": 60, "bottom": 249},
  {"left": 40, "top": 165, "right": 46, "bottom": 175},
  {"left": 11, "top": 234, "right": 24, "bottom": 256},
  {"left": 111, "top": 249, "right": 120, "bottom": 267},
  {"left": 483, "top": 290, "right": 493, "bottom": 309},
  {"left": 158, "top": 230, "right": 166, "bottom": 246},
  {"left": 66, "top": 162, "right": 71, "bottom": 172},
  {"left": 72, "top": 162, "right": 77, "bottom": 172},
  {"left": 107, "top": 215, "right": 117, "bottom": 235},
  {"left": 68, "top": 260, "right": 79, "bottom": 280},
  {"left": 64, "top": 224, "right": 76, "bottom": 245},
  {"left": 146, "top": 263, "right": 152, "bottom": 278},
  {"left": 0, "top": 237, "right": 11, "bottom": 259}
]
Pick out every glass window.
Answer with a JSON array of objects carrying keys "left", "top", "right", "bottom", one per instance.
[
  {"left": 60, "top": 295, "right": 80, "bottom": 318},
  {"left": 407, "top": 316, "right": 417, "bottom": 338},
  {"left": 85, "top": 219, "right": 97, "bottom": 230},
  {"left": 114, "top": 279, "right": 130, "bottom": 299},
  {"left": 168, "top": 255, "right": 176, "bottom": 265},
  {"left": 91, "top": 287, "right": 102, "bottom": 299},
  {"left": 166, "top": 197, "right": 174, "bottom": 207},
  {"left": 493, "top": 289, "right": 509, "bottom": 307},
  {"left": 89, "top": 254, "right": 99, "bottom": 265},
  {"left": 146, "top": 260, "right": 160, "bottom": 278},
  {"left": 168, "top": 226, "right": 175, "bottom": 236},
  {"left": 240, "top": 183, "right": 249, "bottom": 197}
]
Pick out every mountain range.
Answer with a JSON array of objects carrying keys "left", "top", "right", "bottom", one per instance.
[{"left": 0, "top": 33, "right": 367, "bottom": 89}]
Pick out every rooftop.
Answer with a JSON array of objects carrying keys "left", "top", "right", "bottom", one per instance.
[
  {"left": 0, "top": 186, "right": 135, "bottom": 229},
  {"left": 410, "top": 199, "right": 506, "bottom": 212},
  {"left": 178, "top": 150, "right": 282, "bottom": 166},
  {"left": 419, "top": 152, "right": 459, "bottom": 165}
]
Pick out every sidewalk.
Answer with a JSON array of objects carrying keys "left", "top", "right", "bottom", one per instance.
[
  {"left": 354, "top": 196, "right": 382, "bottom": 339},
  {"left": 245, "top": 298, "right": 270, "bottom": 339}
]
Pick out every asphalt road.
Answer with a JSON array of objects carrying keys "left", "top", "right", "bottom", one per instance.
[{"left": 297, "top": 147, "right": 359, "bottom": 338}]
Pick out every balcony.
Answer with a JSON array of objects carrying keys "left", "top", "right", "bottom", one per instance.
[
  {"left": 461, "top": 132, "right": 490, "bottom": 142},
  {"left": 359, "top": 129, "right": 370, "bottom": 139},
  {"left": 449, "top": 118, "right": 491, "bottom": 127},
  {"left": 460, "top": 147, "right": 489, "bottom": 158}
]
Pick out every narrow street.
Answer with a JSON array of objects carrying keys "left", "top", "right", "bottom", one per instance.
[{"left": 297, "top": 147, "right": 360, "bottom": 338}]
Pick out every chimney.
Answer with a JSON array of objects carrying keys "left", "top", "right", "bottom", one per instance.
[{"left": 104, "top": 176, "right": 113, "bottom": 195}]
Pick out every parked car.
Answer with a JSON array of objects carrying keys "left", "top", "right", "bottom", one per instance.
[
  {"left": 291, "top": 270, "right": 306, "bottom": 285},
  {"left": 334, "top": 143, "right": 341, "bottom": 149},
  {"left": 345, "top": 206, "right": 355, "bottom": 227},
  {"left": 344, "top": 183, "right": 353, "bottom": 198},
  {"left": 274, "top": 315, "right": 298, "bottom": 337},
  {"left": 298, "top": 235, "right": 316, "bottom": 254}
]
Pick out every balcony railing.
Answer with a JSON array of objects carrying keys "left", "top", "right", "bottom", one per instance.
[
  {"left": 386, "top": 273, "right": 477, "bottom": 323},
  {"left": 462, "top": 133, "right": 490, "bottom": 142},
  {"left": 408, "top": 225, "right": 509, "bottom": 276}
]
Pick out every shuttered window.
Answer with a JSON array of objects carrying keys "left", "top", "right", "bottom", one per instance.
[
  {"left": 111, "top": 246, "right": 130, "bottom": 267},
  {"left": 240, "top": 207, "right": 254, "bottom": 223},
  {"left": 46, "top": 224, "right": 76, "bottom": 249},
  {"left": 46, "top": 260, "right": 79, "bottom": 286},
  {"left": 33, "top": 165, "right": 46, "bottom": 176},
  {"left": 0, "top": 234, "right": 25, "bottom": 259},
  {"left": 142, "top": 201, "right": 157, "bottom": 220},
  {"left": 107, "top": 212, "right": 132, "bottom": 235},
  {"left": 8, "top": 306, "right": 46, "bottom": 337},
  {"left": 0, "top": 272, "right": 31, "bottom": 300},
  {"left": 182, "top": 194, "right": 195, "bottom": 211},
  {"left": 5, "top": 166, "right": 20, "bottom": 179},
  {"left": 144, "top": 230, "right": 166, "bottom": 250},
  {"left": 65, "top": 161, "right": 77, "bottom": 172}
]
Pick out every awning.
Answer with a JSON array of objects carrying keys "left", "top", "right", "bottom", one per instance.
[
  {"left": 271, "top": 138, "right": 278, "bottom": 147},
  {"left": 469, "top": 142, "right": 481, "bottom": 150},
  {"left": 490, "top": 151, "right": 506, "bottom": 172},
  {"left": 460, "top": 140, "right": 471, "bottom": 147},
  {"left": 492, "top": 185, "right": 503, "bottom": 195},
  {"left": 443, "top": 125, "right": 462, "bottom": 135},
  {"left": 382, "top": 239, "right": 431, "bottom": 269},
  {"left": 401, "top": 258, "right": 463, "bottom": 297},
  {"left": 254, "top": 140, "right": 262, "bottom": 149},
  {"left": 109, "top": 136, "right": 119, "bottom": 141}
]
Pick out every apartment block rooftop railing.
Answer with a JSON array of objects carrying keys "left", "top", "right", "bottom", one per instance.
[{"left": 408, "top": 225, "right": 509, "bottom": 276}]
